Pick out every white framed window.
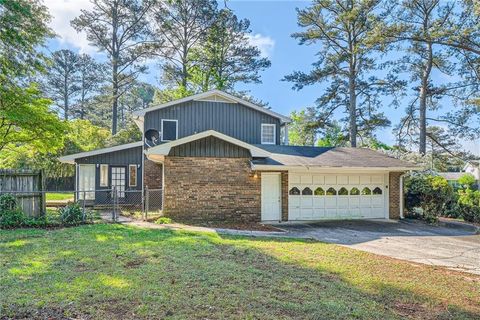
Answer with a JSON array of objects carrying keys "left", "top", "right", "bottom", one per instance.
[
  {"left": 261, "top": 123, "right": 276, "bottom": 145},
  {"left": 99, "top": 164, "right": 109, "bottom": 187},
  {"left": 129, "top": 164, "right": 137, "bottom": 187},
  {"left": 161, "top": 119, "right": 178, "bottom": 141}
]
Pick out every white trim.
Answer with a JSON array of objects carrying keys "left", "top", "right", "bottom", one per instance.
[
  {"left": 251, "top": 164, "right": 422, "bottom": 172},
  {"left": 99, "top": 164, "right": 109, "bottom": 187},
  {"left": 261, "top": 123, "right": 276, "bottom": 145},
  {"left": 161, "top": 119, "right": 178, "bottom": 141},
  {"left": 59, "top": 141, "right": 143, "bottom": 164},
  {"left": 145, "top": 130, "right": 271, "bottom": 158},
  {"left": 132, "top": 89, "right": 291, "bottom": 123},
  {"left": 128, "top": 164, "right": 137, "bottom": 187}
]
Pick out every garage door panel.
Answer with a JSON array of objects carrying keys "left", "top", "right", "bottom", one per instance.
[
  {"left": 372, "top": 196, "right": 383, "bottom": 208},
  {"left": 337, "top": 175, "right": 348, "bottom": 184},
  {"left": 360, "top": 197, "right": 371, "bottom": 207},
  {"left": 349, "top": 197, "right": 360, "bottom": 208},
  {"left": 337, "top": 197, "right": 349, "bottom": 209},
  {"left": 360, "top": 176, "right": 371, "bottom": 184},
  {"left": 325, "top": 175, "right": 336, "bottom": 184},
  {"left": 290, "top": 174, "right": 301, "bottom": 184},
  {"left": 300, "top": 175, "right": 312, "bottom": 184},
  {"left": 348, "top": 175, "right": 360, "bottom": 184},
  {"left": 313, "top": 175, "right": 324, "bottom": 184},
  {"left": 288, "top": 173, "right": 387, "bottom": 221},
  {"left": 325, "top": 197, "right": 337, "bottom": 208},
  {"left": 301, "top": 197, "right": 313, "bottom": 207}
]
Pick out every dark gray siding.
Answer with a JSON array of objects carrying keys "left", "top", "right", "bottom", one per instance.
[
  {"left": 144, "top": 100, "right": 281, "bottom": 145},
  {"left": 169, "top": 136, "right": 250, "bottom": 158},
  {"left": 76, "top": 146, "right": 143, "bottom": 202}
]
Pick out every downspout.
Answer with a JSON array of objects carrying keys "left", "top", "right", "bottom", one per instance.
[{"left": 399, "top": 171, "right": 412, "bottom": 219}]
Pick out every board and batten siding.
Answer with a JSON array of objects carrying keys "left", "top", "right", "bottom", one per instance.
[
  {"left": 76, "top": 146, "right": 143, "bottom": 191},
  {"left": 169, "top": 136, "right": 251, "bottom": 158},
  {"left": 144, "top": 100, "right": 281, "bottom": 145}
]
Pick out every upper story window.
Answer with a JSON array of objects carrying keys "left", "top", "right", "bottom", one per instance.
[
  {"left": 161, "top": 119, "right": 178, "bottom": 141},
  {"left": 261, "top": 123, "right": 276, "bottom": 145}
]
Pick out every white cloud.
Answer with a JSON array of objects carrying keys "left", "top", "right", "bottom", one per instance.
[
  {"left": 247, "top": 33, "right": 275, "bottom": 58},
  {"left": 44, "top": 0, "right": 97, "bottom": 54}
]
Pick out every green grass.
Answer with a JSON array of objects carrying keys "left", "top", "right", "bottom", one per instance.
[
  {"left": 1, "top": 224, "right": 479, "bottom": 319},
  {"left": 45, "top": 193, "right": 74, "bottom": 201}
]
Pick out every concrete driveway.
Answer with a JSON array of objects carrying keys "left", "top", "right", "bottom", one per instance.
[{"left": 280, "top": 219, "right": 480, "bottom": 275}]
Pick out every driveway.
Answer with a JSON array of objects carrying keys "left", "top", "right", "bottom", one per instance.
[{"left": 280, "top": 219, "right": 480, "bottom": 275}]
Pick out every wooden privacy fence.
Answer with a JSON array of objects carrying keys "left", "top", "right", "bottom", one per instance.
[{"left": 0, "top": 169, "right": 45, "bottom": 217}]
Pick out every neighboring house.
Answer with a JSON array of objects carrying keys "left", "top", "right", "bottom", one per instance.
[
  {"left": 60, "top": 90, "right": 419, "bottom": 222},
  {"left": 439, "top": 161, "right": 480, "bottom": 189}
]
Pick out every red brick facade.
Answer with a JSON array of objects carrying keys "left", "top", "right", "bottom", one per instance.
[
  {"left": 389, "top": 172, "right": 404, "bottom": 219},
  {"left": 163, "top": 156, "right": 262, "bottom": 222}
]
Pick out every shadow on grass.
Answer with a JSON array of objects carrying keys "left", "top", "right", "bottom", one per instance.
[{"left": 0, "top": 224, "right": 479, "bottom": 319}]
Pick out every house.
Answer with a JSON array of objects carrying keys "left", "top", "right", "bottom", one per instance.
[
  {"left": 59, "top": 90, "right": 419, "bottom": 222},
  {"left": 439, "top": 161, "right": 480, "bottom": 189}
]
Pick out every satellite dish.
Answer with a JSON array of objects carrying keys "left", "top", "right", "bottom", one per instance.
[{"left": 144, "top": 129, "right": 160, "bottom": 147}]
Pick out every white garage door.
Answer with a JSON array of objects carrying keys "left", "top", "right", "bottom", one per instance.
[{"left": 288, "top": 173, "right": 388, "bottom": 220}]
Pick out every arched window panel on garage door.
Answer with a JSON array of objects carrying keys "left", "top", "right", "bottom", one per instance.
[
  {"left": 326, "top": 187, "right": 337, "bottom": 196},
  {"left": 338, "top": 187, "right": 348, "bottom": 196},
  {"left": 361, "top": 187, "right": 372, "bottom": 195},
  {"left": 314, "top": 187, "right": 325, "bottom": 196},
  {"left": 350, "top": 187, "right": 360, "bottom": 195},
  {"left": 289, "top": 187, "right": 300, "bottom": 195},
  {"left": 373, "top": 187, "right": 383, "bottom": 195},
  {"left": 302, "top": 187, "right": 313, "bottom": 195}
]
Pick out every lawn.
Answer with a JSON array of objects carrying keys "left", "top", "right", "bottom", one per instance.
[
  {"left": 1, "top": 224, "right": 479, "bottom": 319},
  {"left": 45, "top": 193, "right": 74, "bottom": 201}
]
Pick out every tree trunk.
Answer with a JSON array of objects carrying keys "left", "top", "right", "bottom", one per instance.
[
  {"left": 112, "top": 60, "right": 118, "bottom": 135},
  {"left": 64, "top": 72, "right": 69, "bottom": 120},
  {"left": 111, "top": 2, "right": 119, "bottom": 135},
  {"left": 348, "top": 62, "right": 357, "bottom": 147},
  {"left": 419, "top": 42, "right": 433, "bottom": 155}
]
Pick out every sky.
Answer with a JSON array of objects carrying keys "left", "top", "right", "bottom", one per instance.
[{"left": 43, "top": 0, "right": 479, "bottom": 155}]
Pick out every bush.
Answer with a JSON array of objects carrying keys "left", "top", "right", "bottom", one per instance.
[
  {"left": 58, "top": 203, "right": 85, "bottom": 225},
  {"left": 458, "top": 174, "right": 477, "bottom": 190},
  {"left": 458, "top": 189, "right": 480, "bottom": 223},
  {"left": 0, "top": 194, "right": 17, "bottom": 211},
  {"left": 0, "top": 209, "right": 28, "bottom": 229},
  {"left": 155, "top": 217, "right": 172, "bottom": 224},
  {"left": 405, "top": 173, "right": 455, "bottom": 223}
]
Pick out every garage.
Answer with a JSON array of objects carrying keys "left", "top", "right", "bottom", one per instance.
[{"left": 288, "top": 173, "right": 389, "bottom": 220}]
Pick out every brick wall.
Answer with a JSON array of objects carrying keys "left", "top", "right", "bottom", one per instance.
[
  {"left": 144, "top": 159, "right": 163, "bottom": 189},
  {"left": 281, "top": 172, "right": 288, "bottom": 221},
  {"left": 163, "top": 157, "right": 262, "bottom": 222},
  {"left": 389, "top": 172, "right": 404, "bottom": 219}
]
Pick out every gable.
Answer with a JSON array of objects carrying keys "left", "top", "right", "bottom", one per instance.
[{"left": 169, "top": 136, "right": 251, "bottom": 158}]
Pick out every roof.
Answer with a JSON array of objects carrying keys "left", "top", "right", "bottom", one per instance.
[
  {"left": 58, "top": 141, "right": 143, "bottom": 164},
  {"left": 438, "top": 172, "right": 467, "bottom": 181},
  {"left": 251, "top": 145, "right": 420, "bottom": 171},
  {"left": 132, "top": 89, "right": 291, "bottom": 124},
  {"left": 145, "top": 130, "right": 271, "bottom": 159}
]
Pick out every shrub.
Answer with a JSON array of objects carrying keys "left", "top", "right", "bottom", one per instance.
[
  {"left": 59, "top": 203, "right": 84, "bottom": 225},
  {"left": 0, "top": 209, "right": 28, "bottom": 229},
  {"left": 405, "top": 173, "right": 455, "bottom": 223},
  {"left": 0, "top": 194, "right": 17, "bottom": 212},
  {"left": 155, "top": 217, "right": 172, "bottom": 224},
  {"left": 458, "top": 174, "right": 477, "bottom": 190},
  {"left": 458, "top": 189, "right": 480, "bottom": 223}
]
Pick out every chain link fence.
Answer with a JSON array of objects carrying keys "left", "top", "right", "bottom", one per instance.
[{"left": 1, "top": 187, "right": 163, "bottom": 223}]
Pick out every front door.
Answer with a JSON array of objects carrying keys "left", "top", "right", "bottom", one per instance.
[
  {"left": 111, "top": 167, "right": 126, "bottom": 198},
  {"left": 261, "top": 173, "right": 282, "bottom": 221},
  {"left": 78, "top": 164, "right": 95, "bottom": 200}
]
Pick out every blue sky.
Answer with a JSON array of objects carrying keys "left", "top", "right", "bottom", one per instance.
[{"left": 43, "top": 0, "right": 479, "bottom": 155}]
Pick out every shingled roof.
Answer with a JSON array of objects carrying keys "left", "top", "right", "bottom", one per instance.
[{"left": 251, "top": 145, "right": 419, "bottom": 169}]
